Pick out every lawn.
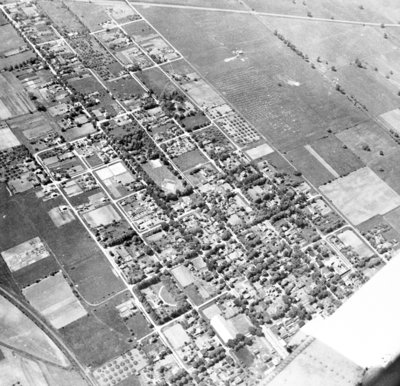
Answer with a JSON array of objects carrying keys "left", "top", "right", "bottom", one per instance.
[{"left": 137, "top": 66, "right": 180, "bottom": 97}]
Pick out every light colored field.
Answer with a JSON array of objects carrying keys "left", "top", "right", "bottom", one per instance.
[
  {"left": 245, "top": 142, "right": 274, "bottom": 160},
  {"left": 23, "top": 272, "right": 87, "bottom": 329},
  {"left": 163, "top": 323, "right": 190, "bottom": 349},
  {"left": 48, "top": 206, "right": 75, "bottom": 227},
  {"left": 320, "top": 167, "right": 400, "bottom": 225},
  {"left": 0, "top": 24, "right": 25, "bottom": 54},
  {"left": 304, "top": 144, "right": 339, "bottom": 178},
  {"left": 82, "top": 204, "right": 121, "bottom": 228},
  {"left": 0, "top": 128, "right": 20, "bottom": 150},
  {"left": 303, "top": 251, "right": 400, "bottom": 368},
  {"left": 379, "top": 108, "right": 400, "bottom": 134},
  {"left": 171, "top": 265, "right": 194, "bottom": 287},
  {"left": 0, "top": 294, "right": 69, "bottom": 366},
  {"left": 182, "top": 78, "right": 225, "bottom": 108},
  {"left": 337, "top": 229, "right": 374, "bottom": 258},
  {"left": 268, "top": 340, "right": 363, "bottom": 386},
  {"left": 1, "top": 237, "right": 50, "bottom": 272}
]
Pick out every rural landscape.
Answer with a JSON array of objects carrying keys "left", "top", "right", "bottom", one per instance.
[{"left": 0, "top": 0, "right": 400, "bottom": 385}]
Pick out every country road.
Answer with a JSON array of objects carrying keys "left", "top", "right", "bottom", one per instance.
[{"left": 128, "top": 1, "right": 400, "bottom": 28}]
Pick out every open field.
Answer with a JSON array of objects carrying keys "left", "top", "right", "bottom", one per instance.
[
  {"left": 23, "top": 272, "right": 87, "bottom": 329},
  {"left": 307, "top": 135, "right": 364, "bottom": 178},
  {"left": 383, "top": 207, "right": 400, "bottom": 235},
  {"left": 259, "top": 16, "right": 400, "bottom": 115},
  {"left": 137, "top": 66, "right": 180, "bottom": 97},
  {"left": 0, "top": 73, "right": 36, "bottom": 120},
  {"left": 0, "top": 128, "right": 20, "bottom": 150},
  {"left": 137, "top": 6, "right": 365, "bottom": 151},
  {"left": 336, "top": 121, "right": 399, "bottom": 165},
  {"left": 0, "top": 346, "right": 87, "bottom": 386},
  {"left": 379, "top": 108, "right": 400, "bottom": 134},
  {"left": 0, "top": 189, "right": 125, "bottom": 305},
  {"left": 0, "top": 294, "right": 68, "bottom": 366},
  {"left": 287, "top": 146, "right": 333, "bottom": 187},
  {"left": 142, "top": 161, "right": 183, "bottom": 193},
  {"left": 320, "top": 167, "right": 400, "bottom": 225}
]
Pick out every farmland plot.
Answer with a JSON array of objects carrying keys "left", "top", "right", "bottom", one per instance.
[{"left": 137, "top": 7, "right": 365, "bottom": 151}]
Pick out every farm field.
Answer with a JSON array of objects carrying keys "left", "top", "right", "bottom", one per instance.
[
  {"left": 0, "top": 189, "right": 125, "bottom": 305},
  {"left": 320, "top": 167, "right": 400, "bottom": 225},
  {"left": 245, "top": 0, "right": 399, "bottom": 23},
  {"left": 38, "top": 0, "right": 87, "bottom": 35},
  {"left": 7, "top": 112, "right": 60, "bottom": 153},
  {"left": 308, "top": 135, "right": 364, "bottom": 177},
  {"left": 137, "top": 6, "right": 365, "bottom": 151},
  {"left": 0, "top": 73, "right": 36, "bottom": 120},
  {"left": 261, "top": 17, "right": 400, "bottom": 116},
  {"left": 370, "top": 151, "right": 400, "bottom": 195},
  {"left": 23, "top": 272, "right": 87, "bottom": 329},
  {"left": 0, "top": 127, "right": 20, "bottom": 150},
  {"left": 0, "top": 294, "right": 69, "bottom": 367},
  {"left": 0, "top": 23, "right": 35, "bottom": 70},
  {"left": 379, "top": 108, "right": 400, "bottom": 134},
  {"left": 336, "top": 121, "right": 400, "bottom": 165},
  {"left": 129, "top": 0, "right": 245, "bottom": 10},
  {"left": 287, "top": 146, "right": 333, "bottom": 187}
]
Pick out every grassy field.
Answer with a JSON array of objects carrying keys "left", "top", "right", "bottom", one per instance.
[
  {"left": 287, "top": 146, "right": 333, "bottom": 187},
  {"left": 137, "top": 66, "right": 180, "bottom": 97},
  {"left": 173, "top": 149, "right": 208, "bottom": 171},
  {"left": 60, "top": 313, "right": 133, "bottom": 367},
  {"left": 336, "top": 121, "right": 400, "bottom": 164},
  {"left": 23, "top": 272, "right": 87, "bottom": 329},
  {"left": 261, "top": 16, "right": 400, "bottom": 116},
  {"left": 38, "top": 0, "right": 87, "bottom": 35},
  {"left": 309, "top": 135, "right": 364, "bottom": 177},
  {"left": 137, "top": 6, "right": 365, "bottom": 151},
  {"left": 0, "top": 189, "right": 125, "bottom": 305}
]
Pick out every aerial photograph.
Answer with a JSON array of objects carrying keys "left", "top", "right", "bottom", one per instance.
[{"left": 1, "top": 0, "right": 400, "bottom": 385}]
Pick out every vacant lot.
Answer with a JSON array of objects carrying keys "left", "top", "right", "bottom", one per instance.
[
  {"left": 320, "top": 167, "right": 400, "bottom": 225},
  {"left": 23, "top": 272, "right": 87, "bottom": 329},
  {"left": 0, "top": 189, "right": 124, "bottom": 305},
  {"left": 138, "top": 6, "right": 365, "bottom": 151}
]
